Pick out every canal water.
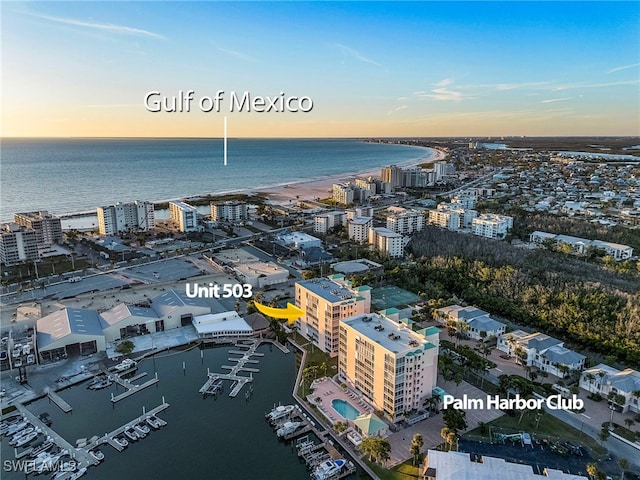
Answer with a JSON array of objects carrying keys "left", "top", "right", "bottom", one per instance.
[{"left": 12, "top": 344, "right": 331, "bottom": 479}]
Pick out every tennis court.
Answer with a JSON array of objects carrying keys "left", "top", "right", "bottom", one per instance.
[{"left": 371, "top": 285, "right": 420, "bottom": 310}]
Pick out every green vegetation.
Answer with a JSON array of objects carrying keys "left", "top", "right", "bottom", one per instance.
[
  {"left": 364, "top": 458, "right": 420, "bottom": 480},
  {"left": 404, "top": 226, "right": 640, "bottom": 366},
  {"left": 360, "top": 437, "right": 392, "bottom": 466},
  {"left": 115, "top": 340, "right": 135, "bottom": 356}
]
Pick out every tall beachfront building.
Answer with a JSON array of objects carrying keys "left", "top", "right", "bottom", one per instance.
[
  {"left": 169, "top": 201, "right": 199, "bottom": 232},
  {"left": 97, "top": 201, "right": 155, "bottom": 236},
  {"left": 294, "top": 275, "right": 371, "bottom": 357},
  {"left": 0, "top": 224, "right": 39, "bottom": 266},
  {"left": 210, "top": 200, "right": 248, "bottom": 223},
  {"left": 339, "top": 313, "right": 440, "bottom": 421},
  {"left": 14, "top": 211, "right": 63, "bottom": 247}
]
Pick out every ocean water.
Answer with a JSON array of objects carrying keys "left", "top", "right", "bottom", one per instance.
[{"left": 0, "top": 138, "right": 432, "bottom": 222}]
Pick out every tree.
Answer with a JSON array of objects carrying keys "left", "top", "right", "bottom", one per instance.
[
  {"left": 359, "top": 437, "right": 391, "bottom": 465},
  {"left": 619, "top": 458, "right": 629, "bottom": 480},
  {"left": 440, "top": 427, "right": 456, "bottom": 451},
  {"left": 410, "top": 433, "right": 424, "bottom": 465},
  {"left": 453, "top": 373, "right": 463, "bottom": 394},
  {"left": 598, "top": 426, "right": 610, "bottom": 445},
  {"left": 442, "top": 408, "right": 467, "bottom": 433},
  {"left": 115, "top": 340, "right": 135, "bottom": 356}
]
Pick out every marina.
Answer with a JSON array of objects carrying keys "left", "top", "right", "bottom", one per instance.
[
  {"left": 3, "top": 343, "right": 317, "bottom": 480},
  {"left": 109, "top": 371, "right": 160, "bottom": 403},
  {"left": 198, "top": 340, "right": 264, "bottom": 398},
  {"left": 266, "top": 405, "right": 357, "bottom": 479},
  {"left": 46, "top": 389, "right": 73, "bottom": 413},
  {"left": 82, "top": 401, "right": 169, "bottom": 453}
]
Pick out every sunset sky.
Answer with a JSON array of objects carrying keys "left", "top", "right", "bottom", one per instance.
[{"left": 2, "top": 1, "right": 639, "bottom": 137}]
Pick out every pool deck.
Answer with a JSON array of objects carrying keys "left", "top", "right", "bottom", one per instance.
[{"left": 307, "top": 377, "right": 373, "bottom": 424}]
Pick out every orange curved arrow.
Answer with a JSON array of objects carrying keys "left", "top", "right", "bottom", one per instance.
[{"left": 253, "top": 301, "right": 304, "bottom": 323}]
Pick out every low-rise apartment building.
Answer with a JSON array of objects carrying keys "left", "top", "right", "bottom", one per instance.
[{"left": 498, "top": 330, "right": 585, "bottom": 378}]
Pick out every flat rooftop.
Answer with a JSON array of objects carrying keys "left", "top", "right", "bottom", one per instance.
[
  {"left": 297, "top": 278, "right": 356, "bottom": 303},
  {"left": 342, "top": 313, "right": 430, "bottom": 354}
]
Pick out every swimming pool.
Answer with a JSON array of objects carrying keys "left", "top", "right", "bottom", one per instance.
[{"left": 332, "top": 399, "right": 361, "bottom": 420}]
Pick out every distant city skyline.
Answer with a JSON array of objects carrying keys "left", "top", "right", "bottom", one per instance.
[{"left": 2, "top": 2, "right": 639, "bottom": 137}]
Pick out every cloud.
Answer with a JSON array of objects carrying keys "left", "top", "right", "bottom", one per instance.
[
  {"left": 551, "top": 80, "right": 639, "bottom": 92},
  {"left": 415, "top": 87, "right": 465, "bottom": 102},
  {"left": 541, "top": 97, "right": 572, "bottom": 104},
  {"left": 215, "top": 45, "right": 256, "bottom": 62},
  {"left": 434, "top": 78, "right": 454, "bottom": 87},
  {"left": 23, "top": 12, "right": 164, "bottom": 39},
  {"left": 387, "top": 105, "right": 407, "bottom": 116},
  {"left": 607, "top": 63, "right": 640, "bottom": 74},
  {"left": 334, "top": 43, "right": 381, "bottom": 67}
]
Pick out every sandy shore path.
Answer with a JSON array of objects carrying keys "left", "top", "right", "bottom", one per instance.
[{"left": 249, "top": 147, "right": 446, "bottom": 206}]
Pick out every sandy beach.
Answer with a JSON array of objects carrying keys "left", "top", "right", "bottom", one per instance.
[{"left": 248, "top": 146, "right": 447, "bottom": 206}]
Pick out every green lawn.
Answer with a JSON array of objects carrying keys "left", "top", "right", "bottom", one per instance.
[
  {"left": 364, "top": 459, "right": 421, "bottom": 480},
  {"left": 465, "top": 409, "right": 607, "bottom": 459}
]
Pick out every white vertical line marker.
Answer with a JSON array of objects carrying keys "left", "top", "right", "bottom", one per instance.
[{"left": 223, "top": 116, "right": 228, "bottom": 166}]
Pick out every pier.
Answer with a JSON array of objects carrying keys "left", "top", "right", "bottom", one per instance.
[
  {"left": 108, "top": 370, "right": 159, "bottom": 403},
  {"left": 14, "top": 403, "right": 98, "bottom": 468},
  {"left": 83, "top": 401, "right": 170, "bottom": 453},
  {"left": 45, "top": 388, "right": 72, "bottom": 413},
  {"left": 199, "top": 340, "right": 264, "bottom": 398}
]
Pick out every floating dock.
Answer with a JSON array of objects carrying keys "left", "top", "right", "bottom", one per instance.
[
  {"left": 83, "top": 401, "right": 169, "bottom": 453},
  {"left": 14, "top": 403, "right": 98, "bottom": 468},
  {"left": 46, "top": 389, "right": 72, "bottom": 413},
  {"left": 109, "top": 371, "right": 159, "bottom": 403},
  {"left": 199, "top": 340, "right": 264, "bottom": 398}
]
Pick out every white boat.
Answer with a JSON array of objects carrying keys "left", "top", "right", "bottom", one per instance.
[
  {"left": 14, "top": 431, "right": 38, "bottom": 447},
  {"left": 30, "top": 440, "right": 55, "bottom": 458},
  {"left": 10, "top": 427, "right": 35, "bottom": 444},
  {"left": 89, "top": 448, "right": 105, "bottom": 462},
  {"left": 114, "top": 436, "right": 128, "bottom": 448},
  {"left": 145, "top": 415, "right": 164, "bottom": 429},
  {"left": 134, "top": 423, "right": 150, "bottom": 436},
  {"left": 276, "top": 421, "right": 302, "bottom": 438},
  {"left": 5, "top": 420, "right": 29, "bottom": 436},
  {"left": 266, "top": 404, "right": 295, "bottom": 423},
  {"left": 88, "top": 378, "right": 113, "bottom": 390},
  {"left": 124, "top": 427, "right": 138, "bottom": 442},
  {"left": 113, "top": 359, "right": 137, "bottom": 372},
  {"left": 311, "top": 459, "right": 346, "bottom": 480}
]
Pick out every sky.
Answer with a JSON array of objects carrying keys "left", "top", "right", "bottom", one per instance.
[{"left": 1, "top": 1, "right": 639, "bottom": 138}]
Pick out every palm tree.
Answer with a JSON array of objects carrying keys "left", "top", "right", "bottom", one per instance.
[
  {"left": 619, "top": 458, "right": 629, "bottom": 480},
  {"left": 410, "top": 433, "right": 424, "bottom": 465}
]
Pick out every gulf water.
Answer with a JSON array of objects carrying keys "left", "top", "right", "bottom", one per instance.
[{"left": 0, "top": 138, "right": 432, "bottom": 222}]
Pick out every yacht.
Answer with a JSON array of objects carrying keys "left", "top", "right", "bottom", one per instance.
[
  {"left": 89, "top": 448, "right": 105, "bottom": 462},
  {"left": 145, "top": 415, "right": 164, "bottom": 430},
  {"left": 113, "top": 358, "right": 137, "bottom": 372},
  {"left": 13, "top": 430, "right": 38, "bottom": 447},
  {"left": 88, "top": 378, "right": 113, "bottom": 390},
  {"left": 124, "top": 427, "right": 138, "bottom": 442},
  {"left": 266, "top": 404, "right": 295, "bottom": 423},
  {"left": 5, "top": 420, "right": 29, "bottom": 436},
  {"left": 311, "top": 459, "right": 346, "bottom": 480},
  {"left": 276, "top": 421, "right": 302, "bottom": 438},
  {"left": 134, "top": 423, "right": 150, "bottom": 436},
  {"left": 30, "top": 440, "right": 55, "bottom": 458},
  {"left": 10, "top": 427, "right": 35, "bottom": 444},
  {"left": 114, "top": 436, "right": 129, "bottom": 448}
]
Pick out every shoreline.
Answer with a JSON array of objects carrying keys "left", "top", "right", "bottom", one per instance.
[{"left": 56, "top": 145, "right": 445, "bottom": 223}]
